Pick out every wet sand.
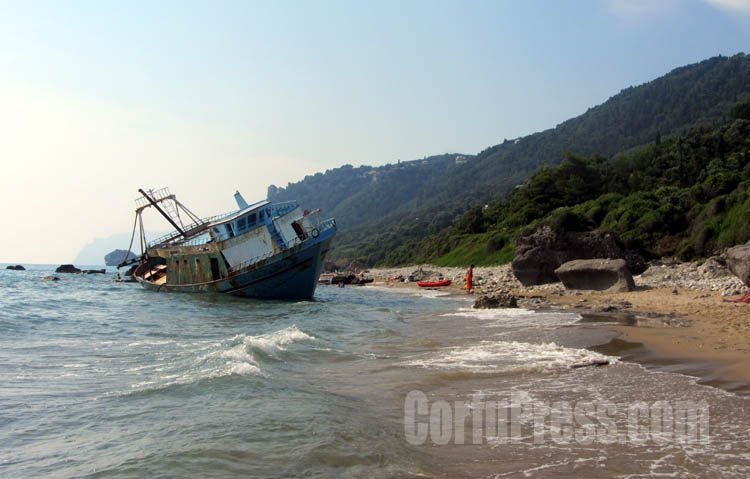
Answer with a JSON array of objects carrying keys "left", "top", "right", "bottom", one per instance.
[
  {"left": 545, "top": 287, "right": 750, "bottom": 388},
  {"left": 364, "top": 270, "right": 750, "bottom": 395}
]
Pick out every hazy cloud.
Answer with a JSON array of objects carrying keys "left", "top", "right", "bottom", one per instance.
[
  {"left": 610, "top": 0, "right": 750, "bottom": 17},
  {"left": 608, "top": 0, "right": 680, "bottom": 17},
  {"left": 702, "top": 0, "right": 750, "bottom": 12}
]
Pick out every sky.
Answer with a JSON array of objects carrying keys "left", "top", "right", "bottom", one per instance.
[{"left": 1, "top": 0, "right": 749, "bottom": 264}]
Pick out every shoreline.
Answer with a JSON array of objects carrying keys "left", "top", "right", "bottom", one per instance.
[
  {"left": 540, "top": 288, "right": 750, "bottom": 390},
  {"left": 363, "top": 262, "right": 750, "bottom": 395}
]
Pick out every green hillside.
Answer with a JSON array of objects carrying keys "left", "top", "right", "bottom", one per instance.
[
  {"left": 389, "top": 106, "right": 750, "bottom": 266},
  {"left": 268, "top": 154, "right": 471, "bottom": 231},
  {"left": 269, "top": 53, "right": 750, "bottom": 266}
]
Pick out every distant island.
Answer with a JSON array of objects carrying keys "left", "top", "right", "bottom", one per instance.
[{"left": 104, "top": 249, "right": 137, "bottom": 266}]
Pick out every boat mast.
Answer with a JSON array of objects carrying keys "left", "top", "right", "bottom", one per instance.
[{"left": 138, "top": 188, "right": 187, "bottom": 238}]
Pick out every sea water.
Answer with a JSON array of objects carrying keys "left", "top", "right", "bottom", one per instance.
[{"left": 1, "top": 266, "right": 749, "bottom": 478}]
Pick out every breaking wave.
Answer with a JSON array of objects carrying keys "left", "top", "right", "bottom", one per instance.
[
  {"left": 104, "top": 325, "right": 316, "bottom": 397},
  {"left": 235, "top": 325, "right": 316, "bottom": 355}
]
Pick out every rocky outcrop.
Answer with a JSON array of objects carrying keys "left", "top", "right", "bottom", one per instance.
[
  {"left": 56, "top": 264, "right": 82, "bottom": 274},
  {"left": 6, "top": 265, "right": 25, "bottom": 270},
  {"left": 41, "top": 276, "right": 60, "bottom": 281},
  {"left": 104, "top": 249, "right": 137, "bottom": 266},
  {"left": 725, "top": 242, "right": 750, "bottom": 287},
  {"left": 512, "top": 227, "right": 645, "bottom": 286},
  {"left": 330, "top": 274, "right": 355, "bottom": 285},
  {"left": 636, "top": 257, "right": 744, "bottom": 296},
  {"left": 82, "top": 269, "right": 106, "bottom": 274},
  {"left": 473, "top": 293, "right": 518, "bottom": 309},
  {"left": 554, "top": 258, "right": 635, "bottom": 292}
]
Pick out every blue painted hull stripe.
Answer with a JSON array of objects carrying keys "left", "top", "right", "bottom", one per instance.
[{"left": 223, "top": 257, "right": 314, "bottom": 294}]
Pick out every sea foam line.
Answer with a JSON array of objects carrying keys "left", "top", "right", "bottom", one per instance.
[
  {"left": 442, "top": 308, "right": 582, "bottom": 328},
  {"left": 403, "top": 340, "right": 617, "bottom": 373}
]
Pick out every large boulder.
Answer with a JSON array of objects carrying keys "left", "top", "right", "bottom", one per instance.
[
  {"left": 725, "top": 242, "right": 750, "bottom": 286},
  {"left": 56, "top": 264, "right": 82, "bottom": 274},
  {"left": 104, "top": 249, "right": 137, "bottom": 266},
  {"left": 554, "top": 258, "right": 635, "bottom": 292},
  {"left": 512, "top": 227, "right": 645, "bottom": 286},
  {"left": 6, "top": 265, "right": 25, "bottom": 271}
]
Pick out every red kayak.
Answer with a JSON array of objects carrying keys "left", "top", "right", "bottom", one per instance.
[{"left": 417, "top": 280, "right": 452, "bottom": 287}]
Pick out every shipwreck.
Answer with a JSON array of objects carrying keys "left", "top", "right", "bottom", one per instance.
[{"left": 119, "top": 188, "right": 336, "bottom": 299}]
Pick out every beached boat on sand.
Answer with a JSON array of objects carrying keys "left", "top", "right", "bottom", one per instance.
[
  {"left": 119, "top": 188, "right": 336, "bottom": 299},
  {"left": 417, "top": 280, "right": 451, "bottom": 287}
]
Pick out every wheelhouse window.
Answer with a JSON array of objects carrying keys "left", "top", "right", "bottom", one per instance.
[
  {"left": 247, "top": 213, "right": 257, "bottom": 227},
  {"left": 237, "top": 217, "right": 247, "bottom": 230}
]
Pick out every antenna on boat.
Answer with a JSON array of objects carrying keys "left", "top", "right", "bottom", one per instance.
[{"left": 138, "top": 188, "right": 187, "bottom": 238}]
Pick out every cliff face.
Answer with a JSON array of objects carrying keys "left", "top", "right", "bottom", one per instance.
[{"left": 104, "top": 249, "right": 137, "bottom": 266}]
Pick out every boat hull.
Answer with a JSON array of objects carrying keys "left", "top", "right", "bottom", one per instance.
[
  {"left": 136, "top": 230, "right": 334, "bottom": 300},
  {"left": 417, "top": 280, "right": 452, "bottom": 287}
]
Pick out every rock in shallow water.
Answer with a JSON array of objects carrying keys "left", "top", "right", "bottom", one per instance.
[
  {"left": 473, "top": 293, "right": 518, "bottom": 309},
  {"left": 55, "top": 264, "right": 82, "bottom": 274}
]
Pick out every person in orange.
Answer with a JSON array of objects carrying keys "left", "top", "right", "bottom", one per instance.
[{"left": 466, "top": 264, "right": 474, "bottom": 293}]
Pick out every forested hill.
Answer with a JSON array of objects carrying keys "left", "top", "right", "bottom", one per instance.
[
  {"left": 267, "top": 153, "right": 472, "bottom": 231},
  {"left": 269, "top": 53, "right": 750, "bottom": 266},
  {"left": 387, "top": 103, "right": 750, "bottom": 267}
]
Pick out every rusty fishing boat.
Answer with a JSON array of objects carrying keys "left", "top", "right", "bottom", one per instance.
[{"left": 119, "top": 188, "right": 336, "bottom": 299}]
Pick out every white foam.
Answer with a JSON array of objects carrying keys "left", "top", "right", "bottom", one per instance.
[
  {"left": 363, "top": 285, "right": 454, "bottom": 299},
  {"left": 443, "top": 308, "right": 536, "bottom": 319},
  {"left": 443, "top": 308, "right": 581, "bottom": 328},
  {"left": 115, "top": 333, "right": 272, "bottom": 395},
  {"left": 124, "top": 357, "right": 262, "bottom": 393},
  {"left": 126, "top": 353, "right": 262, "bottom": 393},
  {"left": 403, "top": 340, "right": 617, "bottom": 373},
  {"left": 216, "top": 344, "right": 256, "bottom": 362},
  {"left": 240, "top": 325, "right": 315, "bottom": 354},
  {"left": 224, "top": 362, "right": 261, "bottom": 376}
]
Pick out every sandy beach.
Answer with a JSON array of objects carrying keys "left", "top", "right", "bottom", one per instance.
[{"left": 364, "top": 260, "right": 750, "bottom": 390}]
